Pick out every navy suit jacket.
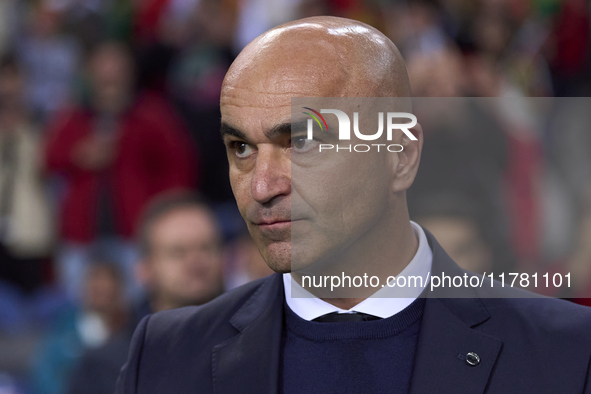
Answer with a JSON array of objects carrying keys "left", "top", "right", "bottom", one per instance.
[{"left": 116, "top": 230, "right": 591, "bottom": 393}]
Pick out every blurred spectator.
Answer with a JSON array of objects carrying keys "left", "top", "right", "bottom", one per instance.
[
  {"left": 463, "top": 54, "right": 522, "bottom": 97},
  {"left": 0, "top": 0, "right": 19, "bottom": 57},
  {"left": 135, "top": 192, "right": 224, "bottom": 312},
  {"left": 233, "top": 0, "right": 301, "bottom": 53},
  {"left": 550, "top": 98, "right": 591, "bottom": 219},
  {"left": 297, "top": 0, "right": 331, "bottom": 18},
  {"left": 18, "top": 2, "right": 80, "bottom": 121},
  {"left": 133, "top": 0, "right": 177, "bottom": 44},
  {"left": 471, "top": 4, "right": 511, "bottom": 61},
  {"left": 29, "top": 262, "right": 128, "bottom": 394},
  {"left": 405, "top": 0, "right": 448, "bottom": 57},
  {"left": 48, "top": 0, "right": 135, "bottom": 52},
  {"left": 408, "top": 97, "right": 513, "bottom": 271},
  {"left": 561, "top": 185, "right": 591, "bottom": 299},
  {"left": 0, "top": 54, "right": 53, "bottom": 294},
  {"left": 64, "top": 193, "right": 224, "bottom": 394},
  {"left": 165, "top": 0, "right": 233, "bottom": 108},
  {"left": 407, "top": 45, "right": 466, "bottom": 96},
  {"left": 44, "top": 41, "right": 197, "bottom": 303},
  {"left": 64, "top": 331, "right": 130, "bottom": 394},
  {"left": 0, "top": 55, "right": 60, "bottom": 389},
  {"left": 164, "top": 0, "right": 236, "bottom": 203},
  {"left": 548, "top": 98, "right": 591, "bottom": 295},
  {"left": 415, "top": 193, "right": 493, "bottom": 274},
  {"left": 493, "top": 96, "right": 545, "bottom": 267},
  {"left": 547, "top": 0, "right": 591, "bottom": 96}
]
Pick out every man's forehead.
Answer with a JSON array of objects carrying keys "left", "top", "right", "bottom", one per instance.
[
  {"left": 221, "top": 46, "right": 349, "bottom": 101},
  {"left": 220, "top": 54, "right": 349, "bottom": 132},
  {"left": 220, "top": 73, "right": 346, "bottom": 111}
]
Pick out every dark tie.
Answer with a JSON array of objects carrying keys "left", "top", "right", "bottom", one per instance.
[{"left": 313, "top": 312, "right": 382, "bottom": 323}]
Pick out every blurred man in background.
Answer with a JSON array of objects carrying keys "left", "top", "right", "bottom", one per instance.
[
  {"left": 413, "top": 192, "right": 493, "bottom": 274},
  {"left": 64, "top": 193, "right": 225, "bottom": 394},
  {"left": 44, "top": 41, "right": 197, "bottom": 303},
  {"left": 135, "top": 193, "right": 225, "bottom": 313}
]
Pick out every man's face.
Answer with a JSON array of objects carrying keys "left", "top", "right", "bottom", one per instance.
[
  {"left": 90, "top": 44, "right": 134, "bottom": 107},
  {"left": 84, "top": 265, "right": 123, "bottom": 314},
  {"left": 143, "top": 207, "right": 223, "bottom": 309},
  {"left": 221, "top": 63, "right": 395, "bottom": 274}
]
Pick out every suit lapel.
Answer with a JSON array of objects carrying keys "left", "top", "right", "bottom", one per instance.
[
  {"left": 212, "top": 274, "right": 284, "bottom": 394},
  {"left": 410, "top": 229, "right": 503, "bottom": 394}
]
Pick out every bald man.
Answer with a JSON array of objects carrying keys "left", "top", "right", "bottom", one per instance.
[{"left": 116, "top": 17, "right": 591, "bottom": 394}]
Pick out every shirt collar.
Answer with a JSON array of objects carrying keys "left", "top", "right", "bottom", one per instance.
[{"left": 283, "top": 221, "right": 433, "bottom": 321}]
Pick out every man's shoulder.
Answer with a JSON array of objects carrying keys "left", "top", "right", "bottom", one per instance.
[
  {"left": 143, "top": 275, "right": 276, "bottom": 342},
  {"left": 470, "top": 291, "right": 591, "bottom": 391},
  {"left": 430, "top": 264, "right": 591, "bottom": 346},
  {"left": 116, "top": 275, "right": 282, "bottom": 393},
  {"left": 473, "top": 285, "right": 591, "bottom": 342},
  {"left": 433, "top": 262, "right": 591, "bottom": 336},
  {"left": 487, "top": 294, "right": 591, "bottom": 326}
]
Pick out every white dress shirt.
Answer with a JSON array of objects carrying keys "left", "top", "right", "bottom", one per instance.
[{"left": 283, "top": 221, "right": 433, "bottom": 321}]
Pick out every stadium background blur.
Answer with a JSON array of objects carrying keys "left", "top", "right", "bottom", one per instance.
[{"left": 0, "top": 0, "right": 590, "bottom": 392}]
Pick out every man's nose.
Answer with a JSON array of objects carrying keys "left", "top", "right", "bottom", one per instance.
[{"left": 250, "top": 147, "right": 290, "bottom": 204}]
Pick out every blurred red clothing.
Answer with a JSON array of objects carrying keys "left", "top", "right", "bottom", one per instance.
[
  {"left": 551, "top": 0, "right": 590, "bottom": 76},
  {"left": 134, "top": 0, "right": 172, "bottom": 43},
  {"left": 45, "top": 92, "right": 197, "bottom": 243}
]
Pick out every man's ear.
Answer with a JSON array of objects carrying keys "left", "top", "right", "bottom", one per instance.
[{"left": 390, "top": 122, "right": 423, "bottom": 194}]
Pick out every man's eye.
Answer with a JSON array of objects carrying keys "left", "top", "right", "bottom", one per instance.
[
  {"left": 233, "top": 142, "right": 254, "bottom": 158},
  {"left": 291, "top": 136, "right": 317, "bottom": 152}
]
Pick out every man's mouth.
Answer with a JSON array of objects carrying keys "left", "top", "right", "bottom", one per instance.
[{"left": 257, "top": 219, "right": 292, "bottom": 229}]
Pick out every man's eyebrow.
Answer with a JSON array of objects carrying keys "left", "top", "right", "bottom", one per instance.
[
  {"left": 265, "top": 122, "right": 291, "bottom": 139},
  {"left": 220, "top": 123, "right": 247, "bottom": 140},
  {"left": 221, "top": 119, "right": 314, "bottom": 141},
  {"left": 265, "top": 120, "right": 309, "bottom": 139}
]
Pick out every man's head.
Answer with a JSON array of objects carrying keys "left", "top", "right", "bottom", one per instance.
[
  {"left": 88, "top": 41, "right": 135, "bottom": 113},
  {"left": 137, "top": 193, "right": 224, "bottom": 311},
  {"left": 83, "top": 262, "right": 125, "bottom": 316},
  {"left": 221, "top": 16, "right": 422, "bottom": 275}
]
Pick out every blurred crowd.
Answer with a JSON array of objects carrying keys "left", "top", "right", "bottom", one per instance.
[{"left": 0, "top": 0, "right": 589, "bottom": 393}]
